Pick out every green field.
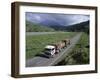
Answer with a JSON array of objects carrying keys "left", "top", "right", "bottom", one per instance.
[
  {"left": 26, "top": 32, "right": 77, "bottom": 59},
  {"left": 57, "top": 32, "right": 89, "bottom": 65}
]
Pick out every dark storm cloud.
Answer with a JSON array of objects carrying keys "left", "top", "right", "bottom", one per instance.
[{"left": 26, "top": 12, "right": 90, "bottom": 26}]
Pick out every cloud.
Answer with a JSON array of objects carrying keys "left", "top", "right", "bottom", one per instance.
[{"left": 26, "top": 12, "right": 90, "bottom": 26}]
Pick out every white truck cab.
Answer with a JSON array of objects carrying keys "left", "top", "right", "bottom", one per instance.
[{"left": 44, "top": 45, "right": 56, "bottom": 57}]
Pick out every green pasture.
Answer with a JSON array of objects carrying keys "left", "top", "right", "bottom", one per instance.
[{"left": 26, "top": 32, "right": 77, "bottom": 59}]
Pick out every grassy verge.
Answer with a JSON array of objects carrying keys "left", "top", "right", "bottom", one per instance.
[
  {"left": 57, "top": 32, "right": 89, "bottom": 65},
  {"left": 26, "top": 32, "right": 77, "bottom": 59}
]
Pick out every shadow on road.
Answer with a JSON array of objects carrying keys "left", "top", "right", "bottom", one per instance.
[{"left": 35, "top": 53, "right": 50, "bottom": 59}]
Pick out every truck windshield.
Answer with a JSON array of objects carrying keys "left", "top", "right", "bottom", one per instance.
[{"left": 45, "top": 48, "right": 52, "bottom": 51}]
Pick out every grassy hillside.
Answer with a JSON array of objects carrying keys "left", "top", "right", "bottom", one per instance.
[
  {"left": 26, "top": 32, "right": 77, "bottom": 59},
  {"left": 66, "top": 21, "right": 89, "bottom": 34},
  {"left": 26, "top": 21, "right": 55, "bottom": 32}
]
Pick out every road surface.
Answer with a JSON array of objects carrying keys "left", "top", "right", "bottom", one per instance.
[{"left": 26, "top": 33, "right": 82, "bottom": 67}]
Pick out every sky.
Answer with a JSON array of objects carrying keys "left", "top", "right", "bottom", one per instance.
[{"left": 26, "top": 12, "right": 90, "bottom": 27}]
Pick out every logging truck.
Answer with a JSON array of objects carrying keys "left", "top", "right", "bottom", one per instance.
[{"left": 44, "top": 39, "right": 70, "bottom": 58}]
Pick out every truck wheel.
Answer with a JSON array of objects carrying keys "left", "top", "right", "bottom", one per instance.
[{"left": 51, "top": 55, "right": 54, "bottom": 58}]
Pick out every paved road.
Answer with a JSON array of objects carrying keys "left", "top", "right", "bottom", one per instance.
[
  {"left": 26, "top": 33, "right": 82, "bottom": 67},
  {"left": 26, "top": 32, "right": 69, "bottom": 36}
]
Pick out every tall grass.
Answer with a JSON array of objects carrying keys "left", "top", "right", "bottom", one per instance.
[{"left": 65, "top": 32, "right": 89, "bottom": 65}]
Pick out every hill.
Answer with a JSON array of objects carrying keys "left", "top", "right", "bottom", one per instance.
[
  {"left": 46, "top": 21, "right": 89, "bottom": 32},
  {"left": 26, "top": 21, "right": 55, "bottom": 32},
  {"left": 65, "top": 21, "right": 89, "bottom": 34}
]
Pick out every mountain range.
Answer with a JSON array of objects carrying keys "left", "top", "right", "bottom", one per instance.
[{"left": 26, "top": 12, "right": 90, "bottom": 32}]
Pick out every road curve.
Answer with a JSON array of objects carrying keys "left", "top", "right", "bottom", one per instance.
[{"left": 26, "top": 33, "right": 82, "bottom": 67}]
